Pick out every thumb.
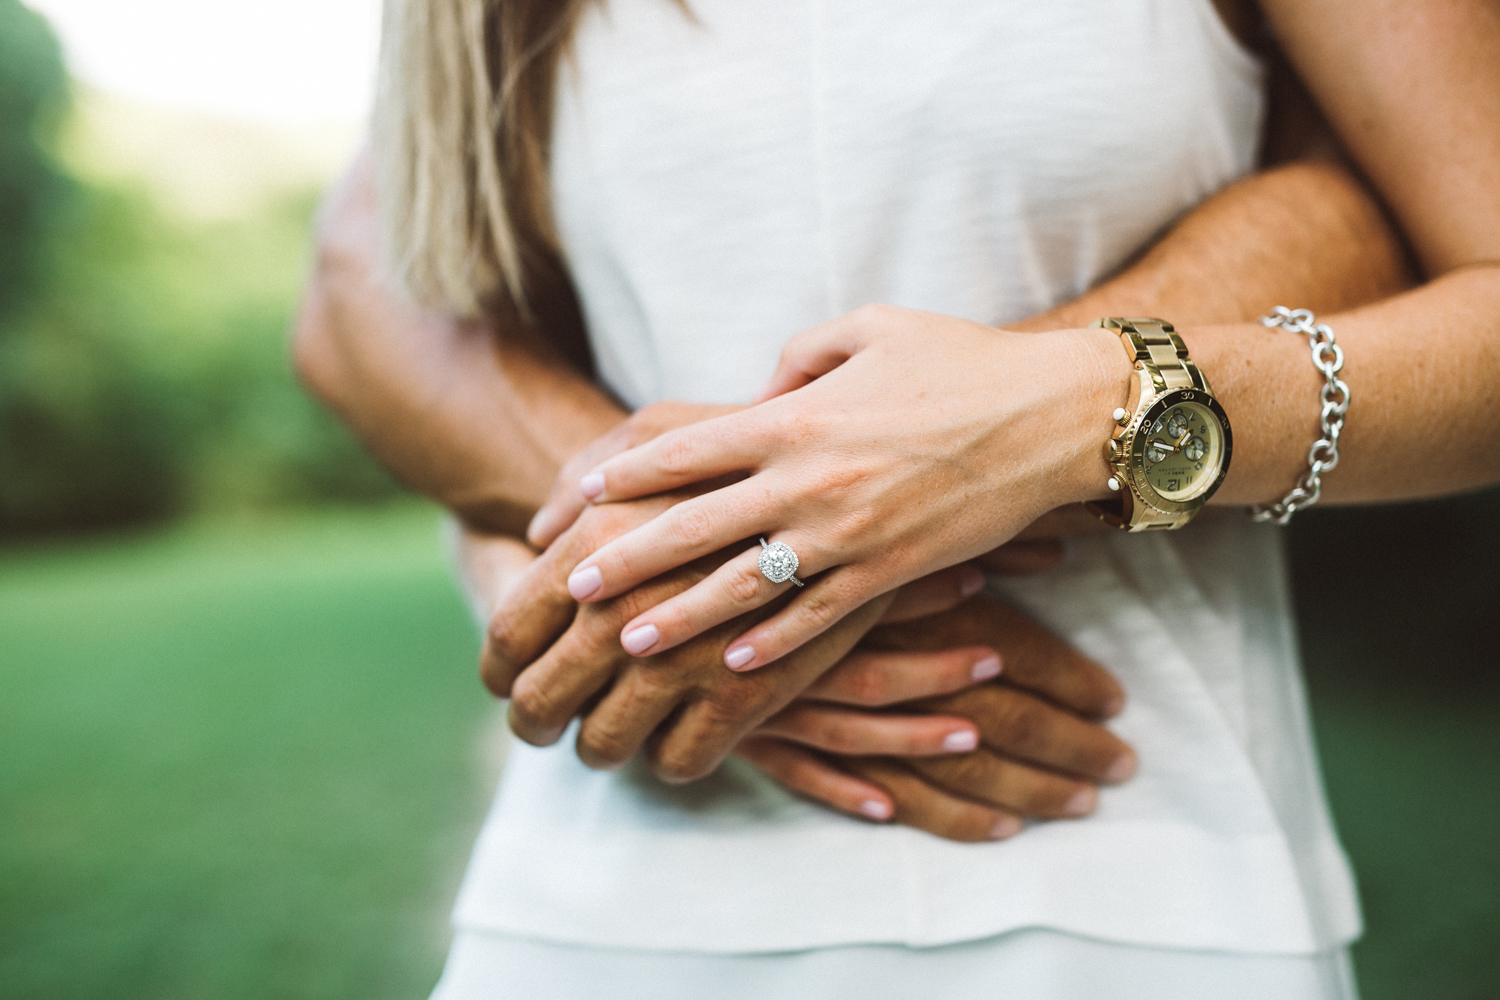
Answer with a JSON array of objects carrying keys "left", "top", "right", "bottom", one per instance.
[{"left": 755, "top": 312, "right": 871, "bottom": 402}]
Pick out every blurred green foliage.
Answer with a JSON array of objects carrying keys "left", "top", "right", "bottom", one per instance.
[
  {"left": 0, "top": 0, "right": 67, "bottom": 319},
  {"left": 0, "top": 0, "right": 398, "bottom": 539}
]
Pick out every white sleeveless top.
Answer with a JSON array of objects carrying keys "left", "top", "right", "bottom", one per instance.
[{"left": 449, "top": 0, "right": 1362, "bottom": 956}]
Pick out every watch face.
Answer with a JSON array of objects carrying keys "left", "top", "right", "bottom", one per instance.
[{"left": 1140, "top": 401, "right": 1225, "bottom": 502}]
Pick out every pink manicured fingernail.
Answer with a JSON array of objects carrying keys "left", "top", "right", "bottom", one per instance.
[
  {"left": 941, "top": 730, "right": 979, "bottom": 752},
  {"left": 567, "top": 565, "right": 603, "bottom": 600},
  {"left": 1063, "top": 787, "right": 1097, "bottom": 816},
  {"left": 724, "top": 645, "right": 756, "bottom": 670},
  {"left": 989, "top": 815, "right": 1022, "bottom": 840},
  {"left": 579, "top": 472, "right": 605, "bottom": 499},
  {"left": 959, "top": 564, "right": 986, "bottom": 598},
  {"left": 859, "top": 799, "right": 892, "bottom": 820},
  {"left": 622, "top": 624, "right": 659, "bottom": 656},
  {"left": 970, "top": 654, "right": 1002, "bottom": 682},
  {"left": 1105, "top": 752, "right": 1138, "bottom": 783}
]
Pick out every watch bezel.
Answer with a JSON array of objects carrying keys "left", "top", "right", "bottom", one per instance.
[{"left": 1126, "top": 388, "right": 1233, "bottom": 513}]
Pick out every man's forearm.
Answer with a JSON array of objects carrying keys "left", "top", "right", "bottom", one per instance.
[
  {"left": 1014, "top": 161, "right": 1412, "bottom": 333},
  {"left": 296, "top": 156, "right": 1408, "bottom": 535},
  {"left": 292, "top": 153, "right": 626, "bottom": 536}
]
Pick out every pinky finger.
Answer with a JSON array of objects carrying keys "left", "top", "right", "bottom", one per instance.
[{"left": 734, "top": 736, "right": 894, "bottom": 821}]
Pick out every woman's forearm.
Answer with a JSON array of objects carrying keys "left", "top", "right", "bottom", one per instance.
[{"left": 1190, "top": 264, "right": 1500, "bottom": 507}]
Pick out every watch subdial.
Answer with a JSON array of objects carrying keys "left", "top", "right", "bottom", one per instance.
[
  {"left": 1166, "top": 412, "right": 1190, "bottom": 438},
  {"left": 1184, "top": 436, "right": 1206, "bottom": 462},
  {"left": 1145, "top": 441, "right": 1172, "bottom": 464}
]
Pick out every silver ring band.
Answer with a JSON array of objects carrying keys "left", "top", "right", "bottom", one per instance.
[{"left": 758, "top": 538, "right": 804, "bottom": 587}]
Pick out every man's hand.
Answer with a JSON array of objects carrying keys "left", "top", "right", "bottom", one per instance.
[
  {"left": 469, "top": 507, "right": 1137, "bottom": 841},
  {"left": 736, "top": 594, "right": 1135, "bottom": 842}
]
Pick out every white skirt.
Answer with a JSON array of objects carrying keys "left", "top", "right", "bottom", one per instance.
[{"left": 429, "top": 928, "right": 1358, "bottom": 1000}]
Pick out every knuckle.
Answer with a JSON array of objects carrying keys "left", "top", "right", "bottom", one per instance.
[
  {"left": 672, "top": 503, "right": 716, "bottom": 550},
  {"left": 797, "top": 589, "right": 845, "bottom": 632},
  {"left": 997, "top": 697, "right": 1048, "bottom": 750},
  {"left": 509, "top": 673, "right": 567, "bottom": 736},
  {"left": 651, "top": 740, "right": 717, "bottom": 784},
  {"left": 943, "top": 751, "right": 999, "bottom": 791},
  {"left": 484, "top": 614, "right": 530, "bottom": 670},
  {"left": 830, "top": 504, "right": 877, "bottom": 543},
  {"left": 578, "top": 723, "right": 634, "bottom": 770},
  {"left": 725, "top": 563, "right": 767, "bottom": 606},
  {"left": 657, "top": 433, "right": 698, "bottom": 478},
  {"left": 707, "top": 680, "right": 774, "bottom": 724}
]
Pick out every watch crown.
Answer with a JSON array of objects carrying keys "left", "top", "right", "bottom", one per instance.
[
  {"left": 1107, "top": 439, "right": 1121, "bottom": 462},
  {"left": 1112, "top": 407, "right": 1129, "bottom": 426},
  {"left": 1107, "top": 476, "right": 1121, "bottom": 492}
]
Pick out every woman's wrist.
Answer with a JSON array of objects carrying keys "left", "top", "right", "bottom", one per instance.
[
  {"left": 1043, "top": 325, "right": 1136, "bottom": 508},
  {"left": 1176, "top": 321, "right": 1322, "bottom": 507}
]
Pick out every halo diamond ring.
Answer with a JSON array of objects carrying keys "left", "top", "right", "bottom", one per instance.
[{"left": 758, "top": 538, "right": 804, "bottom": 587}]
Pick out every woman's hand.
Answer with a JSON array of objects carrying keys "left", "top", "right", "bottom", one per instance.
[
  {"left": 564, "top": 305, "right": 1129, "bottom": 670},
  {"left": 524, "top": 401, "right": 743, "bottom": 548},
  {"left": 485, "top": 489, "right": 991, "bottom": 781}
]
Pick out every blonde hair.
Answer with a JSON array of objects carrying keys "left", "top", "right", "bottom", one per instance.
[{"left": 374, "top": 0, "right": 587, "bottom": 320}]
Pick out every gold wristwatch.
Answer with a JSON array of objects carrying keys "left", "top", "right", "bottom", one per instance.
[{"left": 1085, "top": 317, "right": 1232, "bottom": 531}]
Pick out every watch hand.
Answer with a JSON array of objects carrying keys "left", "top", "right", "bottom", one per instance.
[
  {"left": 1151, "top": 439, "right": 1177, "bottom": 453},
  {"left": 1176, "top": 430, "right": 1192, "bottom": 448}
]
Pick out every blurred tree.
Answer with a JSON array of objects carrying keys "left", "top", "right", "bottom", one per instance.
[
  {"left": 0, "top": 0, "right": 69, "bottom": 321},
  {"left": 0, "top": 2, "right": 398, "bottom": 539}
]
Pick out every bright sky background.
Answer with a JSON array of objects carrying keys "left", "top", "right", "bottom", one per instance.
[{"left": 27, "top": 0, "right": 383, "bottom": 126}]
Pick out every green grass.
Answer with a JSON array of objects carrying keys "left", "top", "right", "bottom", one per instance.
[
  {"left": 1, "top": 498, "right": 1496, "bottom": 999},
  {"left": 0, "top": 504, "right": 490, "bottom": 1000}
]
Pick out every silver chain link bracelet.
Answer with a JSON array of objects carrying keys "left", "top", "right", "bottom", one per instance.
[{"left": 1249, "top": 306, "right": 1350, "bottom": 525}]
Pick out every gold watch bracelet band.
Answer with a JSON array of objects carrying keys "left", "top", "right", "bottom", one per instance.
[{"left": 1089, "top": 318, "right": 1217, "bottom": 531}]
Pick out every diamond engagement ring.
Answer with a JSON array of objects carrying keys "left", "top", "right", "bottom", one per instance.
[{"left": 758, "top": 538, "right": 804, "bottom": 587}]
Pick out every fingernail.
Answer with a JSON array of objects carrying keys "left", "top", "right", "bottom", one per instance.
[
  {"left": 859, "top": 799, "right": 892, "bottom": 821},
  {"left": 567, "top": 565, "right": 603, "bottom": 600},
  {"left": 941, "top": 730, "right": 979, "bottom": 752},
  {"left": 579, "top": 472, "right": 605, "bottom": 499},
  {"left": 724, "top": 645, "right": 756, "bottom": 670},
  {"left": 970, "top": 654, "right": 1002, "bottom": 682},
  {"left": 1063, "top": 786, "right": 1097, "bottom": 816},
  {"left": 1104, "top": 751, "right": 1138, "bottom": 783},
  {"left": 989, "top": 815, "right": 1022, "bottom": 840},
  {"left": 1101, "top": 694, "right": 1125, "bottom": 718},
  {"left": 622, "top": 624, "right": 659, "bottom": 656},
  {"left": 959, "top": 564, "right": 986, "bottom": 598}
]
